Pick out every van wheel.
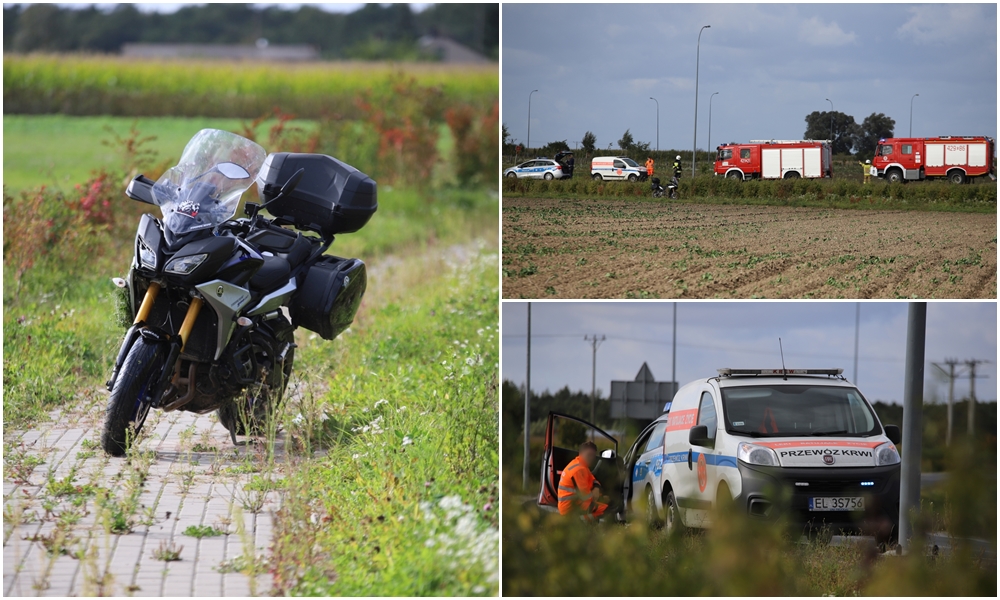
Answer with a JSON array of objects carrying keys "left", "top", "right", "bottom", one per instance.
[
  {"left": 645, "top": 487, "right": 663, "bottom": 530},
  {"left": 592, "top": 173, "right": 603, "bottom": 181},
  {"left": 506, "top": 172, "right": 517, "bottom": 179},
  {"left": 886, "top": 169, "right": 904, "bottom": 183},
  {"left": 664, "top": 490, "right": 685, "bottom": 537},
  {"left": 544, "top": 172, "right": 554, "bottom": 181},
  {"left": 726, "top": 171, "right": 742, "bottom": 180},
  {"left": 628, "top": 173, "right": 638, "bottom": 182},
  {"left": 948, "top": 170, "right": 966, "bottom": 184}
]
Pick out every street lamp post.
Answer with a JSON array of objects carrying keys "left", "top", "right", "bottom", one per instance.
[
  {"left": 692, "top": 25, "right": 710, "bottom": 179},
  {"left": 649, "top": 97, "right": 659, "bottom": 152},
  {"left": 909, "top": 94, "right": 919, "bottom": 137},
  {"left": 825, "top": 98, "right": 834, "bottom": 144},
  {"left": 527, "top": 89, "right": 538, "bottom": 155},
  {"left": 708, "top": 92, "right": 719, "bottom": 156}
]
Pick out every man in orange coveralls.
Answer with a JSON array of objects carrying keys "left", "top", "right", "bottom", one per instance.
[{"left": 557, "top": 441, "right": 608, "bottom": 522}]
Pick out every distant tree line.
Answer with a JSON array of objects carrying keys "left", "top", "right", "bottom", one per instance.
[
  {"left": 804, "top": 110, "right": 895, "bottom": 156},
  {"left": 2, "top": 3, "right": 498, "bottom": 61}
]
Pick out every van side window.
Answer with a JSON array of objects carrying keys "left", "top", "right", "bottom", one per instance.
[
  {"left": 697, "top": 392, "right": 718, "bottom": 440},
  {"left": 643, "top": 421, "right": 669, "bottom": 453},
  {"left": 901, "top": 144, "right": 913, "bottom": 155},
  {"left": 613, "top": 159, "right": 626, "bottom": 169},
  {"left": 740, "top": 149, "right": 751, "bottom": 159}
]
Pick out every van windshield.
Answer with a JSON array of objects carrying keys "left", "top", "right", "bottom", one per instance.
[
  {"left": 718, "top": 149, "right": 733, "bottom": 160},
  {"left": 720, "top": 384, "right": 880, "bottom": 438},
  {"left": 621, "top": 158, "right": 639, "bottom": 168}
]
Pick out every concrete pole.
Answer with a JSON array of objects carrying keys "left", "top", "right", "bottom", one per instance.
[
  {"left": 947, "top": 361, "right": 955, "bottom": 446},
  {"left": 966, "top": 360, "right": 976, "bottom": 436},
  {"left": 584, "top": 335, "right": 606, "bottom": 431},
  {"left": 909, "top": 94, "right": 919, "bottom": 137},
  {"left": 649, "top": 97, "right": 659, "bottom": 153},
  {"left": 853, "top": 302, "right": 860, "bottom": 384},
  {"left": 708, "top": 92, "right": 719, "bottom": 159},
  {"left": 527, "top": 89, "right": 538, "bottom": 155},
  {"left": 522, "top": 303, "right": 531, "bottom": 491},
  {"left": 672, "top": 302, "right": 677, "bottom": 386},
  {"left": 826, "top": 98, "right": 834, "bottom": 144},
  {"left": 898, "top": 302, "right": 926, "bottom": 550}
]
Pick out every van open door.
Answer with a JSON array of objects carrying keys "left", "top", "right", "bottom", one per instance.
[{"left": 537, "top": 412, "right": 620, "bottom": 509}]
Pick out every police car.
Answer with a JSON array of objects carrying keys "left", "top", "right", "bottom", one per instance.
[
  {"left": 504, "top": 158, "right": 566, "bottom": 180},
  {"left": 548, "top": 368, "right": 902, "bottom": 542}
]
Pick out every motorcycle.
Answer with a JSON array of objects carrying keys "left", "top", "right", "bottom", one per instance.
[
  {"left": 651, "top": 176, "right": 679, "bottom": 200},
  {"left": 102, "top": 129, "right": 377, "bottom": 456}
]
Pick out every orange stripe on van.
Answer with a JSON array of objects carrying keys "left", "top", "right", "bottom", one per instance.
[
  {"left": 665, "top": 409, "right": 698, "bottom": 432},
  {"left": 756, "top": 440, "right": 882, "bottom": 449}
]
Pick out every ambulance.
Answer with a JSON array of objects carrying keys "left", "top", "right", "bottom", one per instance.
[
  {"left": 714, "top": 140, "right": 832, "bottom": 180},
  {"left": 538, "top": 368, "right": 902, "bottom": 543},
  {"left": 870, "top": 136, "right": 996, "bottom": 184}
]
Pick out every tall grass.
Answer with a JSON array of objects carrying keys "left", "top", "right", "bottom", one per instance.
[{"left": 3, "top": 55, "right": 498, "bottom": 119}]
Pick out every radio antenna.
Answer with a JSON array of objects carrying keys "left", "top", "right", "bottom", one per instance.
[{"left": 778, "top": 338, "right": 788, "bottom": 380}]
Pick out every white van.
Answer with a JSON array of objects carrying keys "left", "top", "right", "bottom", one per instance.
[
  {"left": 591, "top": 156, "right": 646, "bottom": 181},
  {"left": 540, "top": 368, "right": 902, "bottom": 543}
]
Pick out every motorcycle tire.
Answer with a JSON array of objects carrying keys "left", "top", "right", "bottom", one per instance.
[
  {"left": 102, "top": 337, "right": 164, "bottom": 457},
  {"left": 218, "top": 325, "right": 295, "bottom": 437}
]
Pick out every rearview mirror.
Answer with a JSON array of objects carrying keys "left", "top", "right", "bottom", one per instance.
[
  {"left": 216, "top": 162, "right": 251, "bottom": 179},
  {"left": 600, "top": 449, "right": 616, "bottom": 460},
  {"left": 689, "top": 424, "right": 713, "bottom": 448},
  {"left": 884, "top": 424, "right": 901, "bottom": 445}
]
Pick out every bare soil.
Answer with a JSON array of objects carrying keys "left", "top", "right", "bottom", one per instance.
[{"left": 502, "top": 198, "right": 997, "bottom": 299}]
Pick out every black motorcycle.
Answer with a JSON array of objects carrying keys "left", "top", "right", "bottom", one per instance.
[
  {"left": 651, "top": 176, "right": 679, "bottom": 200},
  {"left": 102, "top": 129, "right": 377, "bottom": 456}
]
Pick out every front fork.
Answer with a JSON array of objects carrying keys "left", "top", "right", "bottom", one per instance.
[{"left": 106, "top": 281, "right": 204, "bottom": 406}]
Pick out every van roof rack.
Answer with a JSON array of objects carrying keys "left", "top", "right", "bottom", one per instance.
[{"left": 717, "top": 368, "right": 843, "bottom": 377}]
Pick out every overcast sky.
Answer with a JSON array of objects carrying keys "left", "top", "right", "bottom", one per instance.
[
  {"left": 501, "top": 302, "right": 997, "bottom": 406},
  {"left": 502, "top": 3, "right": 997, "bottom": 152},
  {"left": 57, "top": 3, "right": 432, "bottom": 14}
]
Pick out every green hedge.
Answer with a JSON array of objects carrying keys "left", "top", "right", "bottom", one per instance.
[{"left": 502, "top": 175, "right": 997, "bottom": 209}]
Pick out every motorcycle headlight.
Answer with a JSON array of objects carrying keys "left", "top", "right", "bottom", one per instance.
[
  {"left": 138, "top": 240, "right": 157, "bottom": 269},
  {"left": 737, "top": 442, "right": 780, "bottom": 467},
  {"left": 165, "top": 253, "right": 209, "bottom": 275},
  {"left": 874, "top": 442, "right": 900, "bottom": 466}
]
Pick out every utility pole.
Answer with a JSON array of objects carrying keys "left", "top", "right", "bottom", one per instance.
[
  {"left": 909, "top": 94, "right": 919, "bottom": 137},
  {"left": 932, "top": 359, "right": 962, "bottom": 447},
  {"left": 825, "top": 98, "right": 834, "bottom": 145},
  {"left": 584, "top": 334, "right": 606, "bottom": 434},
  {"left": 522, "top": 303, "right": 532, "bottom": 491},
  {"left": 965, "top": 359, "right": 989, "bottom": 436},
  {"left": 527, "top": 89, "right": 538, "bottom": 155},
  {"left": 853, "top": 302, "right": 860, "bottom": 384},
  {"left": 898, "top": 302, "right": 926, "bottom": 552},
  {"left": 708, "top": 92, "right": 719, "bottom": 157},
  {"left": 672, "top": 302, "right": 677, "bottom": 386},
  {"left": 649, "top": 97, "right": 659, "bottom": 152}
]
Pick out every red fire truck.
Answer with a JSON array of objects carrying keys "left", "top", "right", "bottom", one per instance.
[
  {"left": 714, "top": 140, "right": 832, "bottom": 180},
  {"left": 870, "top": 136, "right": 996, "bottom": 184}
]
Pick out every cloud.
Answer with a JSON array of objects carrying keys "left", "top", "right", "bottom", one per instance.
[
  {"left": 897, "top": 4, "right": 992, "bottom": 44},
  {"left": 797, "top": 16, "right": 857, "bottom": 47}
]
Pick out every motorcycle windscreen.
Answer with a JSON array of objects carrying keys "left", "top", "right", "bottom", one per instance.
[
  {"left": 537, "top": 412, "right": 618, "bottom": 507},
  {"left": 153, "top": 129, "right": 266, "bottom": 235}
]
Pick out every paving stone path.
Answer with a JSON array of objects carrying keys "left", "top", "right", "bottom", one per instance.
[{"left": 3, "top": 397, "right": 284, "bottom": 597}]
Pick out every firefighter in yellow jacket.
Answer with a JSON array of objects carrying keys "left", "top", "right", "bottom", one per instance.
[{"left": 859, "top": 159, "right": 872, "bottom": 184}]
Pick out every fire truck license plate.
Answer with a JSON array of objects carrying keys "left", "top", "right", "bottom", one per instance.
[{"left": 809, "top": 497, "right": 864, "bottom": 511}]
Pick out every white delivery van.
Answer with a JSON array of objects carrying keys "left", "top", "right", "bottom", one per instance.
[{"left": 591, "top": 156, "right": 646, "bottom": 181}]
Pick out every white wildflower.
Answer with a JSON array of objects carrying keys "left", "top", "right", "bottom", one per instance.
[{"left": 402, "top": 436, "right": 414, "bottom": 446}]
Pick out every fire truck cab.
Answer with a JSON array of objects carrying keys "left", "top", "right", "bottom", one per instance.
[
  {"left": 871, "top": 136, "right": 996, "bottom": 184},
  {"left": 715, "top": 140, "right": 831, "bottom": 181}
]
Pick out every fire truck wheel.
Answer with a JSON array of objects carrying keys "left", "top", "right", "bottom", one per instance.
[
  {"left": 885, "top": 169, "right": 904, "bottom": 184},
  {"left": 783, "top": 171, "right": 801, "bottom": 180},
  {"left": 726, "top": 171, "right": 742, "bottom": 181},
  {"left": 948, "top": 171, "right": 966, "bottom": 185}
]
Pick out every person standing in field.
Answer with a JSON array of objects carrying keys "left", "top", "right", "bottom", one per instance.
[
  {"left": 557, "top": 441, "right": 608, "bottom": 522},
  {"left": 859, "top": 159, "right": 872, "bottom": 184},
  {"left": 646, "top": 157, "right": 654, "bottom": 178}
]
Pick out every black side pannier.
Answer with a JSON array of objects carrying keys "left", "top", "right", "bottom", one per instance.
[
  {"left": 290, "top": 256, "right": 367, "bottom": 340},
  {"left": 257, "top": 152, "right": 377, "bottom": 236}
]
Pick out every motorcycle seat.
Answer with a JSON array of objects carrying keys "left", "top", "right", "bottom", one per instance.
[
  {"left": 246, "top": 227, "right": 313, "bottom": 269},
  {"left": 250, "top": 255, "right": 291, "bottom": 291}
]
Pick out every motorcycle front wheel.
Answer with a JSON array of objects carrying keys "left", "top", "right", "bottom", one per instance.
[{"left": 102, "top": 337, "right": 164, "bottom": 456}]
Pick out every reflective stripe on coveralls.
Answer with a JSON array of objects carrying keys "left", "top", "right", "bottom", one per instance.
[{"left": 557, "top": 456, "right": 609, "bottom": 520}]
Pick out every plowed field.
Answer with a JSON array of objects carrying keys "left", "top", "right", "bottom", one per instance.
[{"left": 502, "top": 198, "right": 997, "bottom": 299}]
